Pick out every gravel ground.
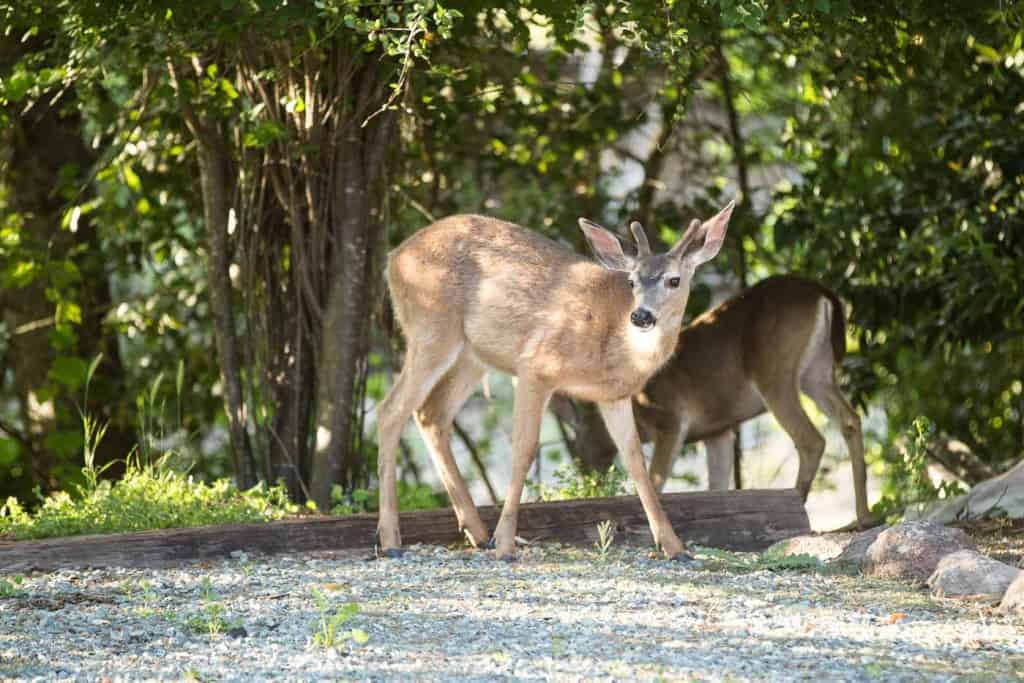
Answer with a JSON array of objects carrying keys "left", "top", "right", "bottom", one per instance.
[{"left": 2, "top": 543, "right": 1023, "bottom": 682}]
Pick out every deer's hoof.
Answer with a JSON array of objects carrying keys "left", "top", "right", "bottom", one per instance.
[
  {"left": 669, "top": 550, "right": 698, "bottom": 564},
  {"left": 378, "top": 547, "right": 405, "bottom": 560},
  {"left": 483, "top": 537, "right": 497, "bottom": 550}
]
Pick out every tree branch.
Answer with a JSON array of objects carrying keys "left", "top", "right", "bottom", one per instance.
[{"left": 453, "top": 419, "right": 499, "bottom": 505}]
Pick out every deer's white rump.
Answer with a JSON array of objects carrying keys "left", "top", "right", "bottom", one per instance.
[{"left": 376, "top": 204, "right": 734, "bottom": 560}]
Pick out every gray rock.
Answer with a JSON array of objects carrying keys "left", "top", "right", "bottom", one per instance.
[
  {"left": 999, "top": 571, "right": 1024, "bottom": 615},
  {"left": 835, "top": 525, "right": 889, "bottom": 567},
  {"left": 862, "top": 521, "right": 975, "bottom": 582},
  {"left": 926, "top": 549, "right": 1021, "bottom": 600},
  {"left": 768, "top": 525, "right": 888, "bottom": 567},
  {"left": 913, "top": 458, "right": 1024, "bottom": 524}
]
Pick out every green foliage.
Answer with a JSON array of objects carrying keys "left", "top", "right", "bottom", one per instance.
[
  {"left": 2, "top": 0, "right": 1022, "bottom": 516},
  {"left": 0, "top": 575, "right": 25, "bottom": 598},
  {"left": 871, "top": 417, "right": 967, "bottom": 522},
  {"left": 310, "top": 590, "right": 368, "bottom": 650},
  {"left": 531, "top": 463, "right": 628, "bottom": 502},
  {"left": 327, "top": 481, "right": 446, "bottom": 515},
  {"left": 0, "top": 457, "right": 297, "bottom": 540}
]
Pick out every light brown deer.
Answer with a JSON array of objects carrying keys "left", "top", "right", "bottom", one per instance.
[
  {"left": 376, "top": 202, "right": 735, "bottom": 560},
  {"left": 632, "top": 274, "right": 871, "bottom": 527}
]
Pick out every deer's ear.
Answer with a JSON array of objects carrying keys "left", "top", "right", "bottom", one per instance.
[
  {"left": 678, "top": 200, "right": 735, "bottom": 267},
  {"left": 578, "top": 218, "right": 633, "bottom": 271}
]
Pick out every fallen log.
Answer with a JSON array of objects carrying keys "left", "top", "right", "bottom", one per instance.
[{"left": 0, "top": 489, "right": 809, "bottom": 571}]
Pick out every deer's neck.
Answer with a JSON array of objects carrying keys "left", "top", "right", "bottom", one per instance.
[{"left": 618, "top": 314, "right": 680, "bottom": 376}]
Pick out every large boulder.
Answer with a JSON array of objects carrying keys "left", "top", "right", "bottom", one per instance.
[
  {"left": 914, "top": 459, "right": 1024, "bottom": 524},
  {"left": 862, "top": 521, "right": 975, "bottom": 582},
  {"left": 769, "top": 526, "right": 888, "bottom": 567},
  {"left": 926, "top": 549, "right": 1022, "bottom": 600},
  {"left": 999, "top": 572, "right": 1024, "bottom": 615}
]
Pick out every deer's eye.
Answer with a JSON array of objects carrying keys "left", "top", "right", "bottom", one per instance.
[
  {"left": 667, "top": 276, "right": 681, "bottom": 289},
  {"left": 627, "top": 278, "right": 635, "bottom": 289}
]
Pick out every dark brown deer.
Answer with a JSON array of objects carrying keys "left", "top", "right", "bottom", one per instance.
[
  {"left": 376, "top": 203, "right": 735, "bottom": 560},
  {"left": 633, "top": 274, "right": 870, "bottom": 527}
]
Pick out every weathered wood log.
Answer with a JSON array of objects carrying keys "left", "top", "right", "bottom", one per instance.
[{"left": 0, "top": 489, "right": 808, "bottom": 572}]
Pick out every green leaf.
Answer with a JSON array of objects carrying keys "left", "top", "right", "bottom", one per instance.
[
  {"left": 44, "top": 429, "right": 83, "bottom": 458},
  {"left": 48, "top": 356, "right": 89, "bottom": 392},
  {"left": 3, "top": 260, "right": 40, "bottom": 288},
  {"left": 973, "top": 42, "right": 1001, "bottom": 63},
  {"left": 122, "top": 164, "right": 142, "bottom": 192},
  {"left": 220, "top": 78, "right": 239, "bottom": 100},
  {"left": 350, "top": 628, "right": 369, "bottom": 644}
]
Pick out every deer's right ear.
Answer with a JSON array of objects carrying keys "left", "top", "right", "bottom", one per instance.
[{"left": 579, "top": 218, "right": 633, "bottom": 272}]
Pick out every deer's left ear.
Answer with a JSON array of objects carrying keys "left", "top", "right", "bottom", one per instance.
[
  {"left": 679, "top": 200, "right": 735, "bottom": 267},
  {"left": 578, "top": 218, "right": 634, "bottom": 271}
]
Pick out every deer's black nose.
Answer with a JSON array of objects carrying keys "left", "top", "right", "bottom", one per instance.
[{"left": 630, "top": 308, "right": 656, "bottom": 329}]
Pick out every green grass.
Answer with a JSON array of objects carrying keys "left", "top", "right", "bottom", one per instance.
[{"left": 0, "top": 456, "right": 297, "bottom": 541}]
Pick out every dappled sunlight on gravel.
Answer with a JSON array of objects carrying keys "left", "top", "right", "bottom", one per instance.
[{"left": 2, "top": 543, "right": 1022, "bottom": 681}]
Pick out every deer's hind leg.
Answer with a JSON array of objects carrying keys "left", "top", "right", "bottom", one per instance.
[
  {"left": 376, "top": 332, "right": 463, "bottom": 554},
  {"left": 704, "top": 430, "right": 737, "bottom": 491},
  {"left": 649, "top": 421, "right": 684, "bottom": 493},
  {"left": 414, "top": 352, "right": 490, "bottom": 547},
  {"left": 754, "top": 367, "right": 825, "bottom": 502},
  {"left": 802, "top": 355, "right": 870, "bottom": 527}
]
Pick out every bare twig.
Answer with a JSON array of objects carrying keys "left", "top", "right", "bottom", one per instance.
[{"left": 453, "top": 419, "right": 499, "bottom": 505}]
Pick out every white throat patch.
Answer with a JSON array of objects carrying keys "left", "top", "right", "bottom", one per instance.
[{"left": 627, "top": 322, "right": 667, "bottom": 358}]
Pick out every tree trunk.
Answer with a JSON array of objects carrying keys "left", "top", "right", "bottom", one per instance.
[
  {"left": 196, "top": 137, "right": 257, "bottom": 490},
  {"left": 715, "top": 35, "right": 751, "bottom": 491},
  {"left": 309, "top": 68, "right": 395, "bottom": 510}
]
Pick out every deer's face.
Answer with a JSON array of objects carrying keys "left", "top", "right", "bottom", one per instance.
[
  {"left": 579, "top": 201, "right": 736, "bottom": 332},
  {"left": 625, "top": 253, "right": 696, "bottom": 331}
]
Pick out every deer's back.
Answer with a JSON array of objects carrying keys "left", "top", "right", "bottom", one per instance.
[
  {"left": 387, "top": 214, "right": 629, "bottom": 380},
  {"left": 637, "top": 275, "right": 839, "bottom": 441}
]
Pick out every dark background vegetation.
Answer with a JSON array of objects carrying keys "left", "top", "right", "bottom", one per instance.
[{"left": 1, "top": 0, "right": 1021, "bottom": 519}]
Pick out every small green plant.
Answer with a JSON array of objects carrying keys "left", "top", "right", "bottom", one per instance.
[
  {"left": 595, "top": 520, "right": 616, "bottom": 560},
  {"left": 185, "top": 603, "right": 231, "bottom": 638},
  {"left": 183, "top": 577, "right": 240, "bottom": 638},
  {"left": 531, "top": 463, "right": 627, "bottom": 502},
  {"left": 871, "top": 416, "right": 967, "bottom": 522},
  {"left": 133, "top": 579, "right": 159, "bottom": 616},
  {"left": 310, "top": 589, "right": 369, "bottom": 649},
  {"left": 0, "top": 575, "right": 25, "bottom": 598}
]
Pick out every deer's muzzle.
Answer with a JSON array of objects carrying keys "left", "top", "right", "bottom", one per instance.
[{"left": 630, "top": 308, "right": 656, "bottom": 329}]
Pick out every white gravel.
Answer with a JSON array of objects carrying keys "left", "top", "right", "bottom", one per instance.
[{"left": 2, "top": 543, "right": 1022, "bottom": 681}]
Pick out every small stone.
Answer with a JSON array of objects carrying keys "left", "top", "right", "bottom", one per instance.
[
  {"left": 927, "top": 549, "right": 1021, "bottom": 600},
  {"left": 226, "top": 626, "right": 249, "bottom": 639},
  {"left": 861, "top": 521, "right": 975, "bottom": 582}
]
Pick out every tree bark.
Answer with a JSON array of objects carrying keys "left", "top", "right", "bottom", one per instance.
[
  {"left": 195, "top": 138, "right": 257, "bottom": 490},
  {"left": 715, "top": 36, "right": 751, "bottom": 491},
  {"left": 167, "top": 58, "right": 257, "bottom": 491},
  {"left": 310, "top": 66, "right": 395, "bottom": 510}
]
